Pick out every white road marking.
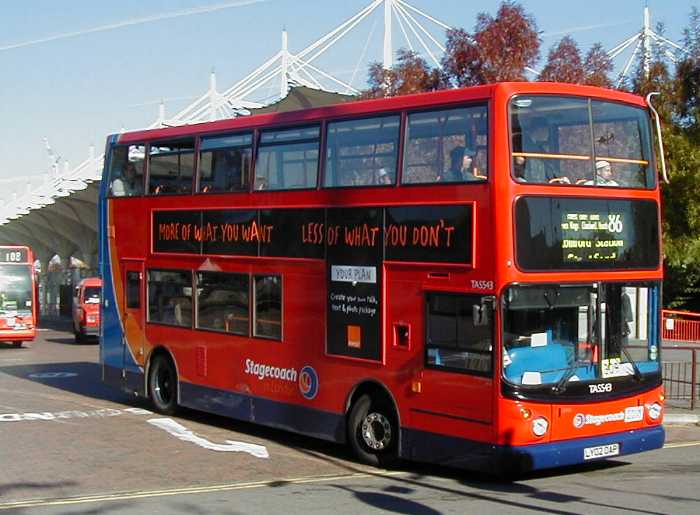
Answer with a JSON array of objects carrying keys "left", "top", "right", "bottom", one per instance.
[
  {"left": 28, "top": 372, "right": 78, "bottom": 379},
  {"left": 0, "top": 407, "right": 152, "bottom": 422},
  {"left": 147, "top": 418, "right": 269, "bottom": 458}
]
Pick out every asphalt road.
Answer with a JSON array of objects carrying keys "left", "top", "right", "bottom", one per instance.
[{"left": 1, "top": 324, "right": 699, "bottom": 514}]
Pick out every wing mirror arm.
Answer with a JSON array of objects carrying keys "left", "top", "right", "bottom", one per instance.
[{"left": 646, "top": 92, "right": 669, "bottom": 184}]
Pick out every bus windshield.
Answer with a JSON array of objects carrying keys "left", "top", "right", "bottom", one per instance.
[
  {"left": 510, "top": 95, "right": 654, "bottom": 188},
  {"left": 0, "top": 265, "right": 33, "bottom": 315},
  {"left": 502, "top": 282, "right": 660, "bottom": 390}
]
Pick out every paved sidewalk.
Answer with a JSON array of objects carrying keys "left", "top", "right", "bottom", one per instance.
[{"left": 665, "top": 402, "right": 700, "bottom": 425}]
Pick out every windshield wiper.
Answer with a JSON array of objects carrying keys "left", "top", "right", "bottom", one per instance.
[
  {"left": 552, "top": 359, "right": 581, "bottom": 394},
  {"left": 620, "top": 345, "right": 643, "bottom": 381}
]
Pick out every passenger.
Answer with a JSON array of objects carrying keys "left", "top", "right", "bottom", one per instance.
[
  {"left": 584, "top": 160, "right": 619, "bottom": 186},
  {"left": 255, "top": 176, "right": 268, "bottom": 190},
  {"left": 374, "top": 167, "right": 392, "bottom": 185},
  {"left": 111, "top": 161, "right": 143, "bottom": 197},
  {"left": 439, "top": 146, "right": 478, "bottom": 182}
]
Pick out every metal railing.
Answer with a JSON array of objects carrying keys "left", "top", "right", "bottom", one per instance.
[
  {"left": 662, "top": 309, "right": 700, "bottom": 342},
  {"left": 662, "top": 346, "right": 699, "bottom": 410}
]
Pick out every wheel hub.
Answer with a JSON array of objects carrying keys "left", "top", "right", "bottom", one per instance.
[{"left": 361, "top": 412, "right": 392, "bottom": 450}]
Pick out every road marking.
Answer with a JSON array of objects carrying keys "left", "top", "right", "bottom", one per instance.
[
  {"left": 664, "top": 440, "right": 700, "bottom": 449},
  {"left": 148, "top": 418, "right": 269, "bottom": 458},
  {"left": 0, "top": 470, "right": 405, "bottom": 510},
  {"left": 28, "top": 372, "right": 78, "bottom": 379},
  {"left": 0, "top": 407, "right": 152, "bottom": 422}
]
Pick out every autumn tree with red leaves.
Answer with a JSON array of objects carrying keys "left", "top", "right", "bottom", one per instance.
[
  {"left": 539, "top": 36, "right": 585, "bottom": 83},
  {"left": 363, "top": 49, "right": 443, "bottom": 99},
  {"left": 583, "top": 43, "right": 613, "bottom": 88},
  {"left": 442, "top": 1, "right": 540, "bottom": 86}
]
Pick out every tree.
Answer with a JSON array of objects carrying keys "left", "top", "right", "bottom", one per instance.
[
  {"left": 442, "top": 1, "right": 539, "bottom": 86},
  {"left": 538, "top": 36, "right": 585, "bottom": 83},
  {"left": 362, "top": 49, "right": 443, "bottom": 99},
  {"left": 583, "top": 43, "right": 613, "bottom": 88}
]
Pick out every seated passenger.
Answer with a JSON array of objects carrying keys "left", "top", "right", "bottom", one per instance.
[
  {"left": 374, "top": 167, "right": 392, "bottom": 185},
  {"left": 438, "top": 146, "right": 479, "bottom": 182},
  {"left": 584, "top": 160, "right": 619, "bottom": 186},
  {"left": 111, "top": 162, "right": 143, "bottom": 197}
]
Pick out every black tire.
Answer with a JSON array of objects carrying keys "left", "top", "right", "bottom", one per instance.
[
  {"left": 148, "top": 354, "right": 178, "bottom": 415},
  {"left": 12, "top": 341, "right": 22, "bottom": 348},
  {"left": 74, "top": 331, "right": 83, "bottom": 344},
  {"left": 348, "top": 394, "right": 399, "bottom": 468}
]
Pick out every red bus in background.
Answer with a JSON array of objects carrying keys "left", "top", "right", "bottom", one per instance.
[
  {"left": 99, "top": 82, "right": 665, "bottom": 475},
  {"left": 0, "top": 245, "right": 37, "bottom": 348},
  {"left": 72, "top": 277, "right": 102, "bottom": 343}
]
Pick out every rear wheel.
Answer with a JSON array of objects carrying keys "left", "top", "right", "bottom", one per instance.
[
  {"left": 12, "top": 341, "right": 22, "bottom": 348},
  {"left": 148, "top": 354, "right": 178, "bottom": 415},
  {"left": 348, "top": 394, "right": 399, "bottom": 468}
]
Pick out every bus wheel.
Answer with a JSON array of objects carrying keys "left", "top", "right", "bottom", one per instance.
[
  {"left": 148, "top": 355, "right": 178, "bottom": 415},
  {"left": 12, "top": 341, "right": 22, "bottom": 348},
  {"left": 348, "top": 394, "right": 399, "bottom": 468}
]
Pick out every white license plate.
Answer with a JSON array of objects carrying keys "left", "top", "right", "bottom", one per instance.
[{"left": 584, "top": 443, "right": 620, "bottom": 460}]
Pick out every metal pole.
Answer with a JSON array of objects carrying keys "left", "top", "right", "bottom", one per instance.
[{"left": 692, "top": 349, "right": 697, "bottom": 410}]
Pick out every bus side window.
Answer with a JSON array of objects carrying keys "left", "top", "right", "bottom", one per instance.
[
  {"left": 148, "top": 139, "right": 195, "bottom": 195},
  {"left": 425, "top": 292, "right": 493, "bottom": 374},
  {"left": 324, "top": 115, "right": 400, "bottom": 188},
  {"left": 109, "top": 144, "right": 146, "bottom": 197},
  {"left": 198, "top": 133, "right": 253, "bottom": 193},
  {"left": 255, "top": 126, "right": 319, "bottom": 191}
]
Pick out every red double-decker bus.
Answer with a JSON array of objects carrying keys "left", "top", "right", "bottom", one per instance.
[
  {"left": 99, "top": 82, "right": 665, "bottom": 474},
  {"left": 0, "top": 245, "right": 37, "bottom": 347}
]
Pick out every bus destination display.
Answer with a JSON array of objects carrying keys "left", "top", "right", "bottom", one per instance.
[
  {"left": 0, "top": 248, "right": 29, "bottom": 264},
  {"left": 515, "top": 197, "right": 659, "bottom": 271}
]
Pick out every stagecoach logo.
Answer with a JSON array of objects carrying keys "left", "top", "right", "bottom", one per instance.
[
  {"left": 243, "top": 359, "right": 319, "bottom": 400},
  {"left": 573, "top": 406, "right": 645, "bottom": 428},
  {"left": 298, "top": 366, "right": 319, "bottom": 400}
]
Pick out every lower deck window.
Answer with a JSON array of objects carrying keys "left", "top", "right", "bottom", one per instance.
[
  {"left": 196, "top": 272, "right": 249, "bottom": 335},
  {"left": 426, "top": 293, "right": 493, "bottom": 374},
  {"left": 254, "top": 275, "right": 282, "bottom": 340},
  {"left": 148, "top": 270, "right": 192, "bottom": 327}
]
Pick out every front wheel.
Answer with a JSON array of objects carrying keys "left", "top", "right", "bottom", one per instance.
[
  {"left": 148, "top": 354, "right": 178, "bottom": 415},
  {"left": 12, "top": 341, "right": 22, "bottom": 348},
  {"left": 348, "top": 394, "right": 399, "bottom": 468}
]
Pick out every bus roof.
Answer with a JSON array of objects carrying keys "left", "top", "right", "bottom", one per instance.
[{"left": 116, "top": 82, "right": 648, "bottom": 145}]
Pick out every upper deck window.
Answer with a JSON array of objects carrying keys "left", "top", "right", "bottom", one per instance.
[
  {"left": 255, "top": 126, "right": 319, "bottom": 191},
  {"left": 403, "top": 105, "right": 488, "bottom": 184},
  {"left": 148, "top": 139, "right": 195, "bottom": 195},
  {"left": 510, "top": 96, "right": 654, "bottom": 188},
  {"left": 198, "top": 133, "right": 252, "bottom": 193},
  {"left": 324, "top": 115, "right": 400, "bottom": 188},
  {"left": 108, "top": 144, "right": 145, "bottom": 197}
]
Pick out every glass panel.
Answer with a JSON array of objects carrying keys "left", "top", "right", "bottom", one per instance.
[
  {"left": 196, "top": 272, "right": 249, "bottom": 335},
  {"left": 254, "top": 275, "right": 281, "bottom": 339},
  {"left": 148, "top": 139, "right": 195, "bottom": 195},
  {"left": 426, "top": 293, "right": 493, "bottom": 373},
  {"left": 126, "top": 272, "right": 140, "bottom": 309},
  {"left": 108, "top": 144, "right": 146, "bottom": 197},
  {"left": 83, "top": 287, "right": 101, "bottom": 304},
  {"left": 0, "top": 265, "right": 33, "bottom": 315},
  {"left": 324, "top": 115, "right": 400, "bottom": 187},
  {"left": 511, "top": 96, "right": 592, "bottom": 184},
  {"left": 255, "top": 126, "right": 319, "bottom": 191},
  {"left": 502, "top": 283, "right": 660, "bottom": 388},
  {"left": 147, "top": 270, "right": 192, "bottom": 327},
  {"left": 198, "top": 146, "right": 252, "bottom": 193},
  {"left": 404, "top": 105, "right": 488, "bottom": 184},
  {"left": 591, "top": 100, "right": 654, "bottom": 188}
]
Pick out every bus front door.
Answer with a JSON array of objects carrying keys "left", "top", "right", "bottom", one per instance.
[{"left": 121, "top": 260, "right": 145, "bottom": 395}]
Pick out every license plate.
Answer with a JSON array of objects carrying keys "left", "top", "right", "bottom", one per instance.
[{"left": 584, "top": 443, "right": 620, "bottom": 460}]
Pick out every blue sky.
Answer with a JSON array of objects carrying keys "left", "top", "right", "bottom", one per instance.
[{"left": 0, "top": 0, "right": 696, "bottom": 191}]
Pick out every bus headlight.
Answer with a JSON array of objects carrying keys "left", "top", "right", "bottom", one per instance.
[
  {"left": 647, "top": 403, "right": 663, "bottom": 421},
  {"left": 532, "top": 417, "right": 549, "bottom": 437}
]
